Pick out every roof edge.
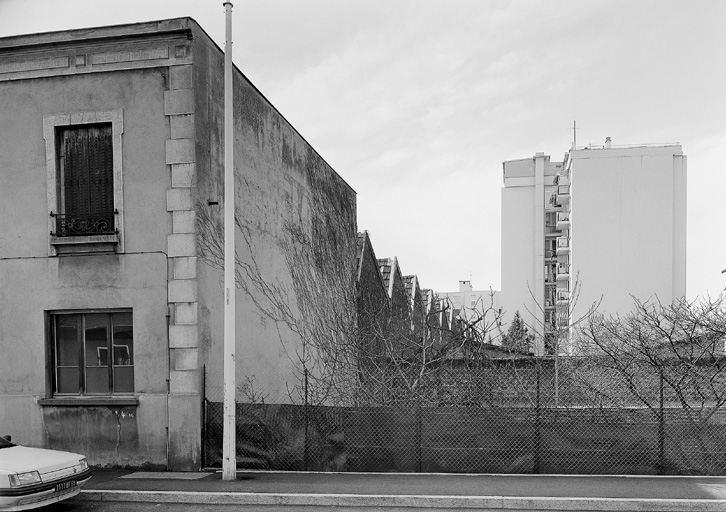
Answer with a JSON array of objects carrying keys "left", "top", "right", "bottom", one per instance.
[{"left": 0, "top": 18, "right": 196, "bottom": 51}]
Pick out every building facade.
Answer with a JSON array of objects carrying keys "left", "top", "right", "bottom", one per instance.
[
  {"left": 0, "top": 18, "right": 356, "bottom": 470},
  {"left": 501, "top": 141, "right": 686, "bottom": 355},
  {"left": 501, "top": 153, "right": 564, "bottom": 355},
  {"left": 438, "top": 281, "right": 502, "bottom": 326}
]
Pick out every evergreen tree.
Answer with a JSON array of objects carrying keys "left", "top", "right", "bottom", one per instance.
[{"left": 501, "top": 310, "right": 534, "bottom": 354}]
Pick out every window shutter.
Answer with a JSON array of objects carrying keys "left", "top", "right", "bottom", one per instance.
[{"left": 60, "top": 124, "right": 114, "bottom": 216}]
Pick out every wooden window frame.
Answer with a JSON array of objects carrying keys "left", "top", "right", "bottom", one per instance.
[{"left": 46, "top": 309, "right": 135, "bottom": 398}]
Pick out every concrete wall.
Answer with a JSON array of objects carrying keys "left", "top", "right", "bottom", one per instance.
[
  {"left": 0, "top": 68, "right": 171, "bottom": 467},
  {"left": 500, "top": 165, "right": 538, "bottom": 345},
  {"left": 569, "top": 146, "right": 687, "bottom": 320},
  {"left": 0, "top": 255, "right": 169, "bottom": 467},
  {"left": 190, "top": 26, "right": 357, "bottom": 405}
]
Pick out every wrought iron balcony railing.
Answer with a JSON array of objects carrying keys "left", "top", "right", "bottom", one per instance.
[{"left": 51, "top": 210, "right": 118, "bottom": 237}]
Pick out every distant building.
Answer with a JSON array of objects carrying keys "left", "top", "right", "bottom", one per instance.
[
  {"left": 403, "top": 275, "right": 425, "bottom": 338},
  {"left": 377, "top": 257, "right": 409, "bottom": 325},
  {"left": 356, "top": 232, "right": 389, "bottom": 360},
  {"left": 438, "top": 281, "right": 502, "bottom": 332},
  {"left": 501, "top": 140, "right": 686, "bottom": 354}
]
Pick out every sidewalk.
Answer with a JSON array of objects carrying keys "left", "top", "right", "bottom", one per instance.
[{"left": 78, "top": 469, "right": 726, "bottom": 510}]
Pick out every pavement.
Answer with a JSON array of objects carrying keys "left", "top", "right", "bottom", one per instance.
[{"left": 77, "top": 468, "right": 726, "bottom": 511}]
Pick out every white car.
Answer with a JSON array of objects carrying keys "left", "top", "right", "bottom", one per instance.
[{"left": 0, "top": 435, "right": 91, "bottom": 511}]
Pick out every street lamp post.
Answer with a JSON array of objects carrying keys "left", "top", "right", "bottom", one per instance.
[{"left": 222, "top": 0, "right": 236, "bottom": 482}]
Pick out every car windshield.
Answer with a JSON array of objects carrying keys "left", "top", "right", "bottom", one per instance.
[{"left": 0, "top": 437, "right": 14, "bottom": 449}]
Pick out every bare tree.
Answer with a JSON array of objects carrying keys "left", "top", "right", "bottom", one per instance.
[
  {"left": 523, "top": 272, "right": 600, "bottom": 356},
  {"left": 197, "top": 173, "right": 511, "bottom": 408},
  {"left": 521, "top": 273, "right": 601, "bottom": 406},
  {"left": 571, "top": 294, "right": 726, "bottom": 472},
  {"left": 577, "top": 295, "right": 726, "bottom": 415},
  {"left": 353, "top": 288, "right": 507, "bottom": 406},
  {"left": 197, "top": 167, "right": 359, "bottom": 406}
]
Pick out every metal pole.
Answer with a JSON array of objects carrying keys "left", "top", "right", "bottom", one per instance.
[
  {"left": 304, "top": 369, "right": 309, "bottom": 471},
  {"left": 534, "top": 359, "right": 541, "bottom": 473},
  {"left": 222, "top": 0, "right": 236, "bottom": 482},
  {"left": 416, "top": 395, "right": 423, "bottom": 473},
  {"left": 658, "top": 371, "right": 665, "bottom": 474}
]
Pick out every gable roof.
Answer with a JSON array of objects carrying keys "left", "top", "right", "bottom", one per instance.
[{"left": 357, "top": 231, "right": 388, "bottom": 301}]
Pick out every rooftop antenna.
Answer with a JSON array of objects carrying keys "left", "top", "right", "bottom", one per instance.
[{"left": 570, "top": 120, "right": 577, "bottom": 149}]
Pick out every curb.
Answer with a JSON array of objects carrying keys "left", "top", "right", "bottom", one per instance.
[{"left": 78, "top": 490, "right": 726, "bottom": 511}]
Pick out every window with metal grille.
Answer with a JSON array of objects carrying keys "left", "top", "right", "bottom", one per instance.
[
  {"left": 50, "top": 311, "right": 134, "bottom": 395},
  {"left": 52, "top": 124, "right": 116, "bottom": 237}
]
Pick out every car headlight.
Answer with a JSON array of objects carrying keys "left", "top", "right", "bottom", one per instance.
[
  {"left": 9, "top": 471, "right": 41, "bottom": 487},
  {"left": 79, "top": 458, "right": 88, "bottom": 471}
]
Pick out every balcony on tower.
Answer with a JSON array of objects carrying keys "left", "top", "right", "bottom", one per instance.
[
  {"left": 556, "top": 236, "right": 570, "bottom": 255},
  {"left": 556, "top": 212, "right": 570, "bottom": 230},
  {"left": 556, "top": 262, "right": 569, "bottom": 281},
  {"left": 557, "top": 185, "right": 570, "bottom": 204},
  {"left": 556, "top": 290, "right": 570, "bottom": 305}
]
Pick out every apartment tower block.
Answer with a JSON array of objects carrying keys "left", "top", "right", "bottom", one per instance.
[{"left": 501, "top": 140, "right": 687, "bottom": 355}]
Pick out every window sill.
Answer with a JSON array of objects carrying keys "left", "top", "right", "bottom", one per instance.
[
  {"left": 38, "top": 397, "right": 138, "bottom": 407},
  {"left": 50, "top": 234, "right": 119, "bottom": 255}
]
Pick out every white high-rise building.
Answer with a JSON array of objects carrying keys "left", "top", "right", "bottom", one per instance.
[
  {"left": 438, "top": 280, "right": 502, "bottom": 325},
  {"left": 501, "top": 140, "right": 687, "bottom": 355}
]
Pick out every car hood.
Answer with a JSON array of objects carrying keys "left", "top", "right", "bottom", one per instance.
[{"left": 0, "top": 446, "right": 84, "bottom": 475}]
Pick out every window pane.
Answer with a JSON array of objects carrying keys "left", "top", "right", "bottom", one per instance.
[
  {"left": 57, "top": 367, "right": 80, "bottom": 394},
  {"left": 84, "top": 314, "right": 109, "bottom": 394},
  {"left": 55, "top": 315, "right": 80, "bottom": 393},
  {"left": 112, "top": 312, "right": 134, "bottom": 393},
  {"left": 85, "top": 367, "right": 109, "bottom": 394},
  {"left": 114, "top": 367, "right": 134, "bottom": 394},
  {"left": 112, "top": 312, "right": 133, "bottom": 365},
  {"left": 56, "top": 315, "right": 80, "bottom": 367}
]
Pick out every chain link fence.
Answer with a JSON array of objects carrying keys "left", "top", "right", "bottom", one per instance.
[{"left": 203, "top": 358, "right": 726, "bottom": 474}]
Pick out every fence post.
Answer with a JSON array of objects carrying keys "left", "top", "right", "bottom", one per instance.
[
  {"left": 304, "top": 368, "right": 309, "bottom": 471},
  {"left": 201, "top": 364, "right": 206, "bottom": 469},
  {"left": 416, "top": 394, "right": 423, "bottom": 473},
  {"left": 534, "top": 359, "right": 542, "bottom": 474},
  {"left": 658, "top": 370, "right": 665, "bottom": 474}
]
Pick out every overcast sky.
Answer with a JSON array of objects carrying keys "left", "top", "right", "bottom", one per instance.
[{"left": 2, "top": 0, "right": 724, "bottom": 299}]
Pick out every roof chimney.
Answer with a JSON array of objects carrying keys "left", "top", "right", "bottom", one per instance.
[{"left": 605, "top": 136, "right": 612, "bottom": 149}]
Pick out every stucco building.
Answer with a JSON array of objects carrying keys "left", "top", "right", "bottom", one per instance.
[
  {"left": 438, "top": 280, "right": 502, "bottom": 326},
  {"left": 501, "top": 140, "right": 686, "bottom": 355},
  {"left": 0, "top": 18, "right": 356, "bottom": 470}
]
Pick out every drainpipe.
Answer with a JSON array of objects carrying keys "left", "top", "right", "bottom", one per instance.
[{"left": 166, "top": 304, "right": 171, "bottom": 471}]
